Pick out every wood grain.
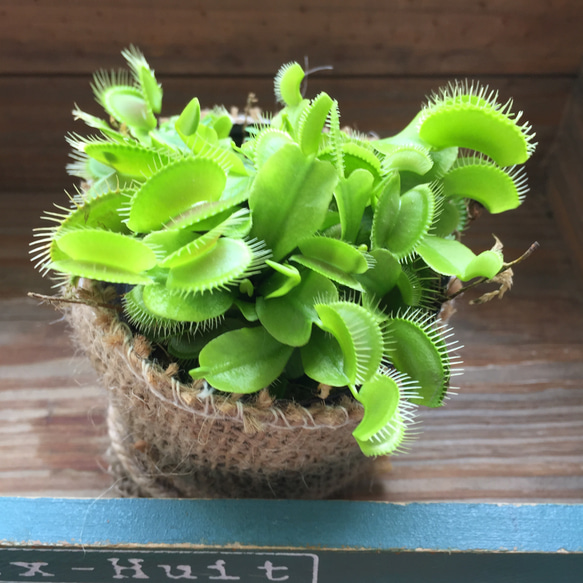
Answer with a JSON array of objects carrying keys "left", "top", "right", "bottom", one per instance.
[
  {"left": 0, "top": 75, "right": 570, "bottom": 191},
  {"left": 1, "top": 184, "right": 582, "bottom": 501},
  {"left": 1, "top": 0, "right": 583, "bottom": 76},
  {"left": 546, "top": 69, "right": 583, "bottom": 280}
]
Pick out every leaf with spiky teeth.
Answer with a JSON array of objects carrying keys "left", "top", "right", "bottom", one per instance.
[
  {"left": 298, "top": 92, "right": 334, "bottom": 156},
  {"left": 356, "top": 248, "right": 402, "bottom": 298},
  {"left": 72, "top": 106, "right": 125, "bottom": 142},
  {"left": 253, "top": 128, "right": 295, "bottom": 168},
  {"left": 442, "top": 155, "right": 528, "bottom": 213},
  {"left": 374, "top": 142, "right": 434, "bottom": 176},
  {"left": 127, "top": 157, "right": 227, "bottom": 233},
  {"left": 164, "top": 177, "right": 251, "bottom": 232},
  {"left": 190, "top": 327, "right": 294, "bottom": 393},
  {"left": 92, "top": 69, "right": 157, "bottom": 136},
  {"left": 124, "top": 285, "right": 187, "bottom": 339},
  {"left": 142, "top": 283, "right": 233, "bottom": 323},
  {"left": 342, "top": 142, "right": 383, "bottom": 181},
  {"left": 274, "top": 62, "right": 305, "bottom": 107},
  {"left": 122, "top": 45, "right": 163, "bottom": 113},
  {"left": 157, "top": 208, "right": 252, "bottom": 269},
  {"left": 314, "top": 300, "right": 385, "bottom": 387},
  {"left": 166, "top": 237, "right": 270, "bottom": 294},
  {"left": 334, "top": 169, "right": 374, "bottom": 243},
  {"left": 430, "top": 195, "right": 464, "bottom": 238},
  {"left": 49, "top": 228, "right": 157, "bottom": 285},
  {"left": 418, "top": 80, "right": 536, "bottom": 166},
  {"left": 249, "top": 143, "right": 338, "bottom": 261},
  {"left": 78, "top": 140, "right": 172, "bottom": 179},
  {"left": 352, "top": 370, "right": 420, "bottom": 456},
  {"left": 373, "top": 184, "right": 435, "bottom": 261},
  {"left": 384, "top": 309, "right": 461, "bottom": 407},
  {"left": 416, "top": 235, "right": 503, "bottom": 281},
  {"left": 31, "top": 189, "right": 131, "bottom": 274},
  {"left": 143, "top": 228, "right": 199, "bottom": 260},
  {"left": 257, "top": 270, "right": 337, "bottom": 347}
]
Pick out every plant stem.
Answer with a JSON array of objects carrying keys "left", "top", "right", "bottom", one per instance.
[
  {"left": 27, "top": 291, "right": 122, "bottom": 312},
  {"left": 446, "top": 240, "right": 540, "bottom": 301}
]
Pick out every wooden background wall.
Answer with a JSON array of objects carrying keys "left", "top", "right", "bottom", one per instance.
[
  {"left": 1, "top": 0, "right": 583, "bottom": 193},
  {"left": 1, "top": 0, "right": 583, "bottom": 502}
]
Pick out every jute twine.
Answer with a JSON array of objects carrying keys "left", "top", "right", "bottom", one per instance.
[{"left": 66, "top": 284, "right": 371, "bottom": 499}]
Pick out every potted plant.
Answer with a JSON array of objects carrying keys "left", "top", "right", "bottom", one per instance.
[{"left": 31, "top": 47, "right": 536, "bottom": 498}]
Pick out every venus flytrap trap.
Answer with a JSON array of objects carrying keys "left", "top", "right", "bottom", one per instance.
[{"left": 31, "top": 47, "right": 537, "bottom": 462}]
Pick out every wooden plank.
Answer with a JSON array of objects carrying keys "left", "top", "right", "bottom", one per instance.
[
  {"left": 0, "top": 74, "right": 570, "bottom": 192},
  {"left": 0, "top": 498, "right": 581, "bottom": 552},
  {"left": 546, "top": 70, "right": 583, "bottom": 279},
  {"left": 1, "top": 0, "right": 583, "bottom": 75},
  {"left": 0, "top": 500, "right": 581, "bottom": 582}
]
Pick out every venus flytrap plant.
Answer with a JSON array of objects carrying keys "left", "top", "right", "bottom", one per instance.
[{"left": 31, "top": 48, "right": 537, "bottom": 458}]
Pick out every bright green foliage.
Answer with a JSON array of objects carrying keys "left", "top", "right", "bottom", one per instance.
[{"left": 32, "top": 49, "right": 536, "bottom": 457}]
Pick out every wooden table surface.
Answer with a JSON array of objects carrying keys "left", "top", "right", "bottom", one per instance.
[{"left": 1, "top": 186, "right": 582, "bottom": 502}]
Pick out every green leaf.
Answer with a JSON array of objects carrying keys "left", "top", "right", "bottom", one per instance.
[
  {"left": 50, "top": 228, "right": 156, "bottom": 284},
  {"left": 83, "top": 142, "right": 172, "bottom": 179},
  {"left": 384, "top": 310, "right": 452, "bottom": 407},
  {"left": 343, "top": 142, "right": 382, "bottom": 181},
  {"left": 314, "top": 301, "right": 385, "bottom": 386},
  {"left": 442, "top": 156, "right": 527, "bottom": 213},
  {"left": 257, "top": 270, "right": 337, "bottom": 347},
  {"left": 175, "top": 97, "right": 201, "bottom": 138},
  {"left": 356, "top": 248, "right": 402, "bottom": 298},
  {"left": 127, "top": 157, "right": 227, "bottom": 233},
  {"left": 249, "top": 143, "right": 338, "bottom": 261},
  {"left": 299, "top": 92, "right": 333, "bottom": 156},
  {"left": 416, "top": 235, "right": 503, "bottom": 281},
  {"left": 166, "top": 237, "right": 268, "bottom": 293},
  {"left": 274, "top": 62, "right": 305, "bottom": 107},
  {"left": 374, "top": 183, "right": 435, "bottom": 260},
  {"left": 122, "top": 45, "right": 163, "bottom": 113},
  {"left": 143, "top": 228, "right": 199, "bottom": 259},
  {"left": 417, "top": 84, "right": 536, "bottom": 166},
  {"left": 290, "top": 254, "right": 365, "bottom": 292},
  {"left": 142, "top": 284, "right": 233, "bottom": 323},
  {"left": 190, "top": 327, "right": 294, "bottom": 393},
  {"left": 261, "top": 260, "right": 302, "bottom": 299},
  {"left": 352, "top": 374, "right": 400, "bottom": 442},
  {"left": 334, "top": 169, "right": 374, "bottom": 243},
  {"left": 298, "top": 236, "right": 370, "bottom": 275},
  {"left": 301, "top": 327, "right": 350, "bottom": 387},
  {"left": 253, "top": 128, "right": 295, "bottom": 168},
  {"left": 94, "top": 80, "right": 157, "bottom": 134},
  {"left": 375, "top": 142, "right": 434, "bottom": 176},
  {"left": 370, "top": 172, "right": 401, "bottom": 248}
]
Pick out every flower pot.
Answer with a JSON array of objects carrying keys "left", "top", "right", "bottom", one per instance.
[{"left": 67, "top": 283, "right": 371, "bottom": 499}]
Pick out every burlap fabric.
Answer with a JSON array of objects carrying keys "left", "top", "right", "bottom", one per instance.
[{"left": 65, "top": 285, "right": 371, "bottom": 499}]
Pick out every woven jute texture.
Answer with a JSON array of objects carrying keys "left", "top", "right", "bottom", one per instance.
[{"left": 66, "top": 285, "right": 371, "bottom": 499}]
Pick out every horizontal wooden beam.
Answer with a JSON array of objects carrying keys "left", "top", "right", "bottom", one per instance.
[
  {"left": 0, "top": 499, "right": 581, "bottom": 582},
  {"left": 0, "top": 74, "right": 570, "bottom": 192},
  {"left": 1, "top": 0, "right": 583, "bottom": 76},
  {"left": 0, "top": 497, "right": 581, "bottom": 552}
]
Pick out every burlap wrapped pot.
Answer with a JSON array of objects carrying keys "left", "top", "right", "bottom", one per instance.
[{"left": 66, "top": 283, "right": 371, "bottom": 499}]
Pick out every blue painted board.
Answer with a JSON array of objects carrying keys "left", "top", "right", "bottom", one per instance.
[{"left": 1, "top": 498, "right": 581, "bottom": 583}]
